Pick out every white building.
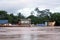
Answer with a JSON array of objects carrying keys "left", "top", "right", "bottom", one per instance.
[{"left": 18, "top": 19, "right": 31, "bottom": 27}]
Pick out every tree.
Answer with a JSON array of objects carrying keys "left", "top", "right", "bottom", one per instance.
[
  {"left": 34, "top": 8, "right": 52, "bottom": 23},
  {"left": 35, "top": 8, "right": 52, "bottom": 18},
  {"left": 9, "top": 13, "right": 18, "bottom": 24},
  {"left": 51, "top": 13, "right": 60, "bottom": 26},
  {"left": 27, "top": 15, "right": 38, "bottom": 24},
  {"left": 18, "top": 13, "right": 25, "bottom": 20},
  {"left": 27, "top": 11, "right": 39, "bottom": 24},
  {"left": 0, "top": 11, "right": 8, "bottom": 19}
]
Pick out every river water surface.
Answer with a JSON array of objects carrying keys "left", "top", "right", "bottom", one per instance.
[{"left": 0, "top": 27, "right": 60, "bottom": 40}]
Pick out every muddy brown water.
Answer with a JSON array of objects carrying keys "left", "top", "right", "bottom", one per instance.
[{"left": 0, "top": 27, "right": 60, "bottom": 40}]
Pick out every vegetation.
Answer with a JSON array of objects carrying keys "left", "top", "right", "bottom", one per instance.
[
  {"left": 0, "top": 11, "right": 25, "bottom": 24},
  {"left": 27, "top": 8, "right": 60, "bottom": 26},
  {"left": 0, "top": 8, "right": 60, "bottom": 26}
]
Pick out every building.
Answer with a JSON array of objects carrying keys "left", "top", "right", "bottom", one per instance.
[
  {"left": 45, "top": 21, "right": 55, "bottom": 26},
  {"left": 0, "top": 20, "right": 8, "bottom": 26},
  {"left": 18, "top": 19, "right": 31, "bottom": 27},
  {"left": 48, "top": 21, "right": 55, "bottom": 26}
]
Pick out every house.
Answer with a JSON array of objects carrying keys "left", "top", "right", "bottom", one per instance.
[
  {"left": 48, "top": 21, "right": 55, "bottom": 26},
  {"left": 18, "top": 19, "right": 31, "bottom": 27},
  {"left": 45, "top": 21, "right": 55, "bottom": 26},
  {"left": 0, "top": 20, "right": 8, "bottom": 26}
]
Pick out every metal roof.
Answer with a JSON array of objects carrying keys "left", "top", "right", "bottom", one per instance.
[{"left": 0, "top": 20, "right": 8, "bottom": 24}]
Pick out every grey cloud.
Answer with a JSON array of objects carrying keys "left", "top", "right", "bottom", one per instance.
[{"left": 0, "top": 0, "right": 60, "bottom": 15}]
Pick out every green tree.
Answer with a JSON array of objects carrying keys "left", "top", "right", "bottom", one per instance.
[
  {"left": 27, "top": 15, "right": 38, "bottom": 24},
  {"left": 9, "top": 13, "right": 18, "bottom": 24},
  {"left": 51, "top": 13, "right": 60, "bottom": 26},
  {"left": 0, "top": 10, "right": 8, "bottom": 19},
  {"left": 17, "top": 13, "right": 25, "bottom": 21},
  {"left": 35, "top": 8, "right": 51, "bottom": 23},
  {"left": 35, "top": 8, "right": 51, "bottom": 18},
  {"left": 27, "top": 11, "right": 38, "bottom": 24}
]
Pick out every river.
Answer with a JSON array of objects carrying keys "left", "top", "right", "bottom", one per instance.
[{"left": 0, "top": 27, "right": 60, "bottom": 40}]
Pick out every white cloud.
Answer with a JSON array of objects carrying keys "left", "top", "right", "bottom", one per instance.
[{"left": 17, "top": 8, "right": 35, "bottom": 17}]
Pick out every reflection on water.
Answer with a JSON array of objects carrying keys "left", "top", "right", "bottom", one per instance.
[{"left": 0, "top": 27, "right": 60, "bottom": 40}]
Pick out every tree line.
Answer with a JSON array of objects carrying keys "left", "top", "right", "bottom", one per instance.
[
  {"left": 0, "top": 11, "right": 25, "bottom": 24},
  {"left": 0, "top": 8, "right": 60, "bottom": 26}
]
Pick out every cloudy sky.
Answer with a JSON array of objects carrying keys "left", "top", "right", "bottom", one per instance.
[{"left": 0, "top": 0, "right": 60, "bottom": 16}]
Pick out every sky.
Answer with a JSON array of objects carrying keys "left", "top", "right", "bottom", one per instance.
[{"left": 0, "top": 0, "right": 60, "bottom": 17}]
